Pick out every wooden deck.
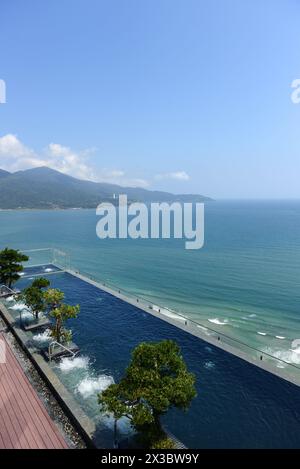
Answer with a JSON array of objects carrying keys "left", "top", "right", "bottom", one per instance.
[{"left": 0, "top": 333, "right": 68, "bottom": 449}]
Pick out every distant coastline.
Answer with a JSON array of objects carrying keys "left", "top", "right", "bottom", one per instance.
[
  {"left": 0, "top": 166, "right": 211, "bottom": 210},
  {"left": 0, "top": 207, "right": 98, "bottom": 211}
]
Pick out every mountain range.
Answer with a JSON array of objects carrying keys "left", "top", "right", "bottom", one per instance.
[{"left": 0, "top": 167, "right": 211, "bottom": 209}]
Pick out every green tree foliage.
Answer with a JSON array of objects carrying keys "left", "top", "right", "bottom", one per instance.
[
  {"left": 99, "top": 340, "right": 196, "bottom": 448},
  {"left": 50, "top": 303, "right": 80, "bottom": 344},
  {"left": 31, "top": 277, "right": 50, "bottom": 289},
  {"left": 44, "top": 288, "right": 65, "bottom": 310},
  {"left": 0, "top": 248, "right": 29, "bottom": 288},
  {"left": 20, "top": 277, "right": 50, "bottom": 320}
]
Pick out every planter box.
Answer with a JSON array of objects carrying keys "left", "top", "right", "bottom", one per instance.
[
  {"left": 42, "top": 342, "right": 79, "bottom": 361},
  {"left": 23, "top": 318, "right": 51, "bottom": 331}
]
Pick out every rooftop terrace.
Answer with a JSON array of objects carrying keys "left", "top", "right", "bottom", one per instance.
[{"left": 1, "top": 248, "right": 300, "bottom": 448}]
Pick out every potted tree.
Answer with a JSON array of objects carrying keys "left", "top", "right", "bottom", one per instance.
[
  {"left": 99, "top": 339, "right": 196, "bottom": 449},
  {"left": 0, "top": 248, "right": 29, "bottom": 289},
  {"left": 44, "top": 288, "right": 65, "bottom": 311},
  {"left": 43, "top": 288, "right": 80, "bottom": 360},
  {"left": 49, "top": 303, "right": 80, "bottom": 345},
  {"left": 19, "top": 277, "right": 50, "bottom": 329}
]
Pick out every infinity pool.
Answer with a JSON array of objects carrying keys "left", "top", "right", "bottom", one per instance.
[{"left": 11, "top": 266, "right": 300, "bottom": 448}]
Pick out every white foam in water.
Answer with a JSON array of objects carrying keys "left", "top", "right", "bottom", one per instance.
[
  {"left": 257, "top": 332, "right": 267, "bottom": 336},
  {"left": 204, "top": 361, "right": 215, "bottom": 369},
  {"left": 77, "top": 375, "right": 114, "bottom": 398},
  {"left": 264, "top": 346, "right": 300, "bottom": 366},
  {"left": 5, "top": 296, "right": 14, "bottom": 302},
  {"left": 248, "top": 314, "right": 257, "bottom": 318},
  {"left": 59, "top": 356, "right": 89, "bottom": 372},
  {"left": 19, "top": 272, "right": 25, "bottom": 276},
  {"left": 197, "top": 325, "right": 211, "bottom": 336},
  {"left": 160, "top": 308, "right": 186, "bottom": 322},
  {"left": 20, "top": 310, "right": 34, "bottom": 321},
  {"left": 208, "top": 318, "right": 228, "bottom": 326},
  {"left": 275, "top": 336, "right": 286, "bottom": 340},
  {"left": 33, "top": 329, "right": 51, "bottom": 343},
  {"left": 9, "top": 302, "right": 29, "bottom": 311},
  {"left": 44, "top": 268, "right": 53, "bottom": 272}
]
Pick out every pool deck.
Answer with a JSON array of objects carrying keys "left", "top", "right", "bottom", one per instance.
[
  {"left": 0, "top": 304, "right": 96, "bottom": 448},
  {"left": 0, "top": 332, "right": 68, "bottom": 449}
]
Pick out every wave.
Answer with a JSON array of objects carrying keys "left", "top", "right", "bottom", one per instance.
[
  {"left": 257, "top": 331, "right": 267, "bottom": 336},
  {"left": 275, "top": 336, "right": 286, "bottom": 340},
  {"left": 208, "top": 318, "right": 228, "bottom": 326},
  {"left": 162, "top": 310, "right": 186, "bottom": 322},
  {"left": 59, "top": 356, "right": 89, "bottom": 372},
  {"left": 153, "top": 305, "right": 186, "bottom": 323},
  {"left": 44, "top": 268, "right": 53, "bottom": 272},
  {"left": 264, "top": 346, "right": 300, "bottom": 366},
  {"left": 76, "top": 375, "right": 114, "bottom": 398}
]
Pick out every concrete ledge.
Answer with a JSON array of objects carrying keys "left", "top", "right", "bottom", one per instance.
[
  {"left": 68, "top": 269, "right": 300, "bottom": 388},
  {"left": 0, "top": 302, "right": 97, "bottom": 448},
  {"left": 23, "top": 318, "right": 51, "bottom": 331}
]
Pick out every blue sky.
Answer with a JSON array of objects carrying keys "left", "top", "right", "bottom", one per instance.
[{"left": 0, "top": 0, "right": 300, "bottom": 198}]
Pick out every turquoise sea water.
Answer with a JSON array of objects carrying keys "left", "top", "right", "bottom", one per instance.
[{"left": 0, "top": 200, "right": 300, "bottom": 362}]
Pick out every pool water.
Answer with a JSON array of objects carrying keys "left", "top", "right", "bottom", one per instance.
[{"left": 11, "top": 268, "right": 300, "bottom": 448}]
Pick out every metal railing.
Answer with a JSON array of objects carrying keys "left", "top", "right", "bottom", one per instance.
[
  {"left": 0, "top": 285, "right": 19, "bottom": 298},
  {"left": 48, "top": 340, "right": 78, "bottom": 362},
  {"left": 22, "top": 248, "right": 71, "bottom": 271},
  {"left": 20, "top": 248, "right": 300, "bottom": 383},
  {"left": 66, "top": 266, "right": 300, "bottom": 382}
]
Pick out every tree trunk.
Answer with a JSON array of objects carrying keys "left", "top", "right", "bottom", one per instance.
[
  {"left": 56, "top": 318, "right": 62, "bottom": 343},
  {"left": 153, "top": 412, "right": 161, "bottom": 428},
  {"left": 113, "top": 419, "right": 118, "bottom": 448}
]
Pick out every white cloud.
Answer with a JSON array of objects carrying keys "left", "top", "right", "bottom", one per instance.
[
  {"left": 0, "top": 134, "right": 149, "bottom": 188},
  {"left": 45, "top": 143, "right": 96, "bottom": 181},
  {"left": 155, "top": 171, "right": 190, "bottom": 181},
  {"left": 93, "top": 168, "right": 149, "bottom": 188},
  {"left": 0, "top": 134, "right": 41, "bottom": 171}
]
